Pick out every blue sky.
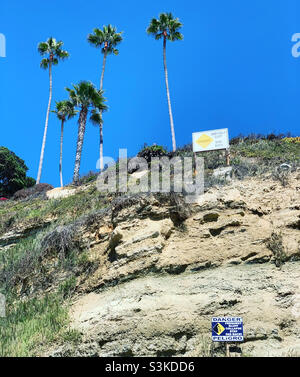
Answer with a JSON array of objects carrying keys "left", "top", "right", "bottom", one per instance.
[{"left": 0, "top": 0, "right": 299, "bottom": 186}]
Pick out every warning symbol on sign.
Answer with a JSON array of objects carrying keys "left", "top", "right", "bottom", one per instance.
[
  {"left": 195, "top": 134, "right": 214, "bottom": 149},
  {"left": 211, "top": 317, "right": 244, "bottom": 342},
  {"left": 192, "top": 128, "right": 229, "bottom": 152},
  {"left": 213, "top": 323, "right": 225, "bottom": 336}
]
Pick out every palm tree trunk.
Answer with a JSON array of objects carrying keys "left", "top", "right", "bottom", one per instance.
[
  {"left": 99, "top": 50, "right": 107, "bottom": 172},
  {"left": 37, "top": 62, "right": 52, "bottom": 184},
  {"left": 163, "top": 37, "right": 176, "bottom": 152},
  {"left": 100, "top": 50, "right": 107, "bottom": 91},
  {"left": 73, "top": 108, "right": 88, "bottom": 184},
  {"left": 99, "top": 123, "right": 104, "bottom": 171},
  {"left": 59, "top": 119, "right": 65, "bottom": 188}
]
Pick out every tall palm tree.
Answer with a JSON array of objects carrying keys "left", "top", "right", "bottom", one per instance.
[
  {"left": 66, "top": 81, "right": 108, "bottom": 184},
  {"left": 51, "top": 101, "right": 77, "bottom": 187},
  {"left": 87, "top": 25, "right": 123, "bottom": 170},
  {"left": 147, "top": 13, "right": 183, "bottom": 152},
  {"left": 37, "top": 37, "right": 69, "bottom": 184}
]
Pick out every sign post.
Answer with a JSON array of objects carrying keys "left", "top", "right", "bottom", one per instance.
[
  {"left": 225, "top": 148, "right": 230, "bottom": 166},
  {"left": 211, "top": 317, "right": 243, "bottom": 357}
]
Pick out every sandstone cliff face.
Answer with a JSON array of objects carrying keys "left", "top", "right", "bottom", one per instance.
[
  {"left": 1, "top": 172, "right": 299, "bottom": 356},
  {"left": 64, "top": 263, "right": 300, "bottom": 357},
  {"left": 41, "top": 173, "right": 300, "bottom": 357}
]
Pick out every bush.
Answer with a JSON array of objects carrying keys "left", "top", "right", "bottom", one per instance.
[
  {"left": 267, "top": 232, "right": 287, "bottom": 268},
  {"left": 283, "top": 137, "right": 300, "bottom": 144},
  {"left": 0, "top": 236, "right": 39, "bottom": 288},
  {"left": 230, "top": 138, "right": 299, "bottom": 162},
  {"left": 272, "top": 165, "right": 291, "bottom": 187},
  {"left": 13, "top": 183, "right": 54, "bottom": 201},
  {"left": 0, "top": 147, "right": 35, "bottom": 197},
  {"left": 137, "top": 144, "right": 168, "bottom": 164},
  {"left": 77, "top": 171, "right": 99, "bottom": 186},
  {"left": 230, "top": 133, "right": 287, "bottom": 145},
  {"left": 0, "top": 222, "right": 86, "bottom": 290},
  {"left": 39, "top": 224, "right": 79, "bottom": 260}
]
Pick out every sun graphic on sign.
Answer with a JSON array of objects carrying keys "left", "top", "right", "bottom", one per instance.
[
  {"left": 195, "top": 134, "right": 214, "bottom": 148},
  {"left": 213, "top": 323, "right": 225, "bottom": 336}
]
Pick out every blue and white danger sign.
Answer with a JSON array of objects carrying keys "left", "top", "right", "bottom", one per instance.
[{"left": 212, "top": 317, "right": 244, "bottom": 342}]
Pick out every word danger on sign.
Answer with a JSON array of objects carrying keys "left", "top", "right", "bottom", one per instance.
[{"left": 211, "top": 317, "right": 244, "bottom": 342}]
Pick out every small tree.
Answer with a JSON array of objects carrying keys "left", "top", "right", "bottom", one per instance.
[
  {"left": 137, "top": 144, "right": 168, "bottom": 164},
  {"left": 0, "top": 147, "right": 35, "bottom": 197}
]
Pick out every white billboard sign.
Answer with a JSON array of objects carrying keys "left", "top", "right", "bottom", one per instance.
[{"left": 192, "top": 128, "right": 229, "bottom": 152}]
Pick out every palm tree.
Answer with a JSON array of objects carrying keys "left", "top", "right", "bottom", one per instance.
[
  {"left": 147, "top": 13, "right": 183, "bottom": 152},
  {"left": 51, "top": 101, "right": 77, "bottom": 187},
  {"left": 66, "top": 81, "right": 108, "bottom": 184},
  {"left": 87, "top": 25, "right": 123, "bottom": 170},
  {"left": 89, "top": 109, "right": 104, "bottom": 171},
  {"left": 37, "top": 37, "right": 69, "bottom": 184}
]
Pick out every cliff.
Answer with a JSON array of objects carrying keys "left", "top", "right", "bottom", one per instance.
[{"left": 0, "top": 166, "right": 299, "bottom": 356}]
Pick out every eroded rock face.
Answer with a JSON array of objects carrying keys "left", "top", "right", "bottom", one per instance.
[
  {"left": 6, "top": 173, "right": 299, "bottom": 357},
  {"left": 53, "top": 262, "right": 300, "bottom": 357},
  {"left": 78, "top": 175, "right": 300, "bottom": 292},
  {"left": 44, "top": 173, "right": 300, "bottom": 357},
  {"left": 0, "top": 218, "right": 53, "bottom": 249}
]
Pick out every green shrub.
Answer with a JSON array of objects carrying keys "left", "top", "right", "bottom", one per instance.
[
  {"left": 13, "top": 183, "right": 53, "bottom": 201},
  {"left": 0, "top": 235, "right": 43, "bottom": 288},
  {"left": 0, "top": 146, "right": 35, "bottom": 198},
  {"left": 230, "top": 138, "right": 300, "bottom": 162},
  {"left": 78, "top": 171, "right": 99, "bottom": 186},
  {"left": 137, "top": 144, "right": 168, "bottom": 164}
]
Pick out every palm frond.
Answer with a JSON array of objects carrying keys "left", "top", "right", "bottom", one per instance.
[
  {"left": 66, "top": 81, "right": 108, "bottom": 112},
  {"left": 90, "top": 109, "right": 103, "bottom": 126},
  {"left": 38, "top": 37, "right": 69, "bottom": 68},
  {"left": 48, "top": 37, "right": 56, "bottom": 47},
  {"left": 37, "top": 42, "right": 49, "bottom": 55},
  {"left": 147, "top": 13, "right": 183, "bottom": 42},
  {"left": 56, "top": 49, "right": 69, "bottom": 59},
  {"left": 40, "top": 58, "right": 49, "bottom": 69},
  {"left": 87, "top": 29, "right": 104, "bottom": 47},
  {"left": 169, "top": 31, "right": 183, "bottom": 41},
  {"left": 88, "top": 24, "right": 123, "bottom": 55},
  {"left": 146, "top": 18, "right": 160, "bottom": 35},
  {"left": 52, "top": 100, "right": 77, "bottom": 121}
]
